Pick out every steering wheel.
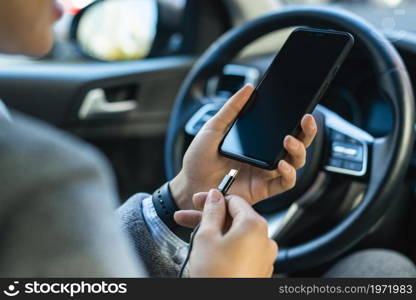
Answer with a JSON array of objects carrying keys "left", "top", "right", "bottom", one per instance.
[{"left": 165, "top": 6, "right": 415, "bottom": 273}]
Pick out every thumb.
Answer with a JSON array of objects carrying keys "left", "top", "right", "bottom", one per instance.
[
  {"left": 199, "top": 189, "right": 226, "bottom": 234},
  {"left": 204, "top": 84, "right": 254, "bottom": 133}
]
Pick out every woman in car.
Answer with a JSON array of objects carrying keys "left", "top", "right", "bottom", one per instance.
[
  {"left": 0, "top": 0, "right": 414, "bottom": 278},
  {"left": 0, "top": 0, "right": 315, "bottom": 278}
]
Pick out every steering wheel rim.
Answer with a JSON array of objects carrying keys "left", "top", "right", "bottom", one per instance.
[{"left": 165, "top": 6, "right": 414, "bottom": 273}]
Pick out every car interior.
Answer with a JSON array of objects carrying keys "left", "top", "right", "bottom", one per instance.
[{"left": 1, "top": 0, "right": 416, "bottom": 276}]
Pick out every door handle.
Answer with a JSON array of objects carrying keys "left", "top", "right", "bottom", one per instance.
[{"left": 78, "top": 88, "right": 137, "bottom": 120}]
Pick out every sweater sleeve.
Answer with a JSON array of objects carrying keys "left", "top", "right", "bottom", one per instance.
[
  {"left": 0, "top": 113, "right": 146, "bottom": 277},
  {"left": 117, "top": 193, "right": 185, "bottom": 277}
]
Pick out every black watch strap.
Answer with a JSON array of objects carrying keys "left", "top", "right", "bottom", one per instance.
[{"left": 152, "top": 182, "right": 179, "bottom": 229}]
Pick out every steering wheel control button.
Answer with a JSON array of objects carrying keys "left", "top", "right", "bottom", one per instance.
[
  {"left": 328, "top": 158, "right": 343, "bottom": 168},
  {"left": 342, "top": 161, "right": 363, "bottom": 171},
  {"left": 331, "top": 142, "right": 363, "bottom": 162},
  {"left": 325, "top": 129, "right": 368, "bottom": 177},
  {"left": 346, "top": 136, "right": 360, "bottom": 145},
  {"left": 344, "top": 147, "right": 358, "bottom": 156},
  {"left": 330, "top": 130, "right": 346, "bottom": 142}
]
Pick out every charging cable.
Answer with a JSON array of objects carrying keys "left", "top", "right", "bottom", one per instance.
[{"left": 178, "top": 169, "right": 239, "bottom": 278}]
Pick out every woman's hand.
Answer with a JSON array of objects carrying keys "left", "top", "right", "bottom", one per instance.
[
  {"left": 170, "top": 84, "right": 317, "bottom": 211},
  {"left": 189, "top": 190, "right": 277, "bottom": 278}
]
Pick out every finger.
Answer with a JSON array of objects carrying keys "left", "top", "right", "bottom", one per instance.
[
  {"left": 266, "top": 264, "right": 274, "bottom": 278},
  {"left": 270, "top": 160, "right": 296, "bottom": 193},
  {"left": 267, "top": 240, "right": 278, "bottom": 277},
  {"left": 174, "top": 210, "right": 202, "bottom": 228},
  {"left": 225, "top": 194, "right": 269, "bottom": 238},
  {"left": 204, "top": 84, "right": 254, "bottom": 133},
  {"left": 192, "top": 192, "right": 208, "bottom": 210},
  {"left": 225, "top": 194, "right": 260, "bottom": 223},
  {"left": 284, "top": 135, "right": 306, "bottom": 169},
  {"left": 269, "top": 240, "right": 279, "bottom": 261},
  {"left": 297, "top": 114, "right": 317, "bottom": 148},
  {"left": 199, "top": 189, "right": 226, "bottom": 234}
]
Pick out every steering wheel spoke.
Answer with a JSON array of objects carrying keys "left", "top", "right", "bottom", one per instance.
[
  {"left": 184, "top": 63, "right": 260, "bottom": 136},
  {"left": 268, "top": 172, "right": 329, "bottom": 244},
  {"left": 317, "top": 105, "right": 374, "bottom": 178},
  {"left": 271, "top": 106, "right": 375, "bottom": 245},
  {"left": 185, "top": 102, "right": 222, "bottom": 136}
]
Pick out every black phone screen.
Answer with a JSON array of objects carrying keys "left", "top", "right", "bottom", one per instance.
[{"left": 220, "top": 28, "right": 353, "bottom": 168}]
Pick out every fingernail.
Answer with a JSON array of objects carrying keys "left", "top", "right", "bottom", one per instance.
[
  {"left": 279, "top": 160, "right": 290, "bottom": 172},
  {"left": 288, "top": 136, "right": 298, "bottom": 149},
  {"left": 207, "top": 189, "right": 222, "bottom": 203},
  {"left": 306, "top": 115, "right": 317, "bottom": 131}
]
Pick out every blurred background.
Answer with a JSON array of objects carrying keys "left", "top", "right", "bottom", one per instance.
[{"left": 1, "top": 0, "right": 416, "bottom": 64}]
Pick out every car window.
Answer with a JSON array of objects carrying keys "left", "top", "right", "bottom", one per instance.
[{"left": 279, "top": 0, "right": 416, "bottom": 34}]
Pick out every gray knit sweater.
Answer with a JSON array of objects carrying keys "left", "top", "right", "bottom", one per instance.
[{"left": 0, "top": 111, "right": 177, "bottom": 277}]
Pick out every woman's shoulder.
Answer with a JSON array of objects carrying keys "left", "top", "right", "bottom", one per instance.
[
  {"left": 1, "top": 111, "right": 107, "bottom": 167},
  {"left": 0, "top": 111, "right": 116, "bottom": 196}
]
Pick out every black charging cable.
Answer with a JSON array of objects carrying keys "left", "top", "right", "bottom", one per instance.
[{"left": 178, "top": 169, "right": 238, "bottom": 278}]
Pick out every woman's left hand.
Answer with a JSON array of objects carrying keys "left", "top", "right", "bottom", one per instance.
[{"left": 170, "top": 84, "right": 317, "bottom": 226}]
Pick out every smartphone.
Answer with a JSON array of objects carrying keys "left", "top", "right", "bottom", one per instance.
[{"left": 219, "top": 27, "right": 354, "bottom": 170}]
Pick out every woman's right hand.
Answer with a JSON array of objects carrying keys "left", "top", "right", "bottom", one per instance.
[{"left": 188, "top": 189, "right": 278, "bottom": 278}]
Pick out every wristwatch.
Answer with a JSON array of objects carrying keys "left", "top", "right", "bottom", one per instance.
[{"left": 152, "top": 182, "right": 179, "bottom": 229}]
